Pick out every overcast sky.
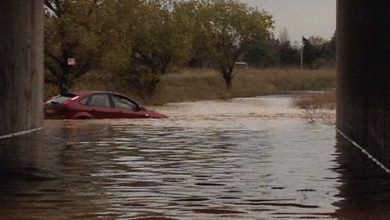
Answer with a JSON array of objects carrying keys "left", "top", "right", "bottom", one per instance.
[{"left": 240, "top": 0, "right": 336, "bottom": 42}]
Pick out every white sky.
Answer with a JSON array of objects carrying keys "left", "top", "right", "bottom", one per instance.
[{"left": 240, "top": 0, "right": 336, "bottom": 42}]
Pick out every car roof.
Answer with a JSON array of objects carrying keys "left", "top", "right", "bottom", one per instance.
[
  {"left": 72, "top": 91, "right": 124, "bottom": 96},
  {"left": 70, "top": 91, "right": 136, "bottom": 100}
]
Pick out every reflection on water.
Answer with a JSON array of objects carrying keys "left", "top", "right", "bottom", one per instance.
[
  {"left": 0, "top": 95, "right": 389, "bottom": 219},
  {"left": 333, "top": 135, "right": 390, "bottom": 220}
]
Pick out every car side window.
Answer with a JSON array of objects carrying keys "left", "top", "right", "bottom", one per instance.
[
  {"left": 79, "top": 97, "right": 88, "bottom": 105},
  {"left": 112, "top": 95, "right": 138, "bottom": 110},
  {"left": 88, "top": 94, "right": 111, "bottom": 107}
]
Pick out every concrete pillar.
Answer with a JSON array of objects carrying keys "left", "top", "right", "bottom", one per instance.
[
  {"left": 0, "top": 0, "right": 44, "bottom": 136},
  {"left": 337, "top": 0, "right": 390, "bottom": 167}
]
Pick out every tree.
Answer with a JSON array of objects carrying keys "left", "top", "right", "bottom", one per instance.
[
  {"left": 106, "top": 0, "right": 194, "bottom": 98},
  {"left": 279, "top": 41, "right": 300, "bottom": 67},
  {"left": 194, "top": 0, "right": 273, "bottom": 88},
  {"left": 44, "top": 0, "right": 105, "bottom": 93},
  {"left": 278, "top": 27, "right": 290, "bottom": 43},
  {"left": 322, "top": 33, "right": 336, "bottom": 64},
  {"left": 302, "top": 37, "right": 322, "bottom": 68},
  {"left": 302, "top": 35, "right": 335, "bottom": 69},
  {"left": 244, "top": 39, "right": 279, "bottom": 68}
]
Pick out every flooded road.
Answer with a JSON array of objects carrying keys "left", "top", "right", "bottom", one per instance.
[{"left": 0, "top": 95, "right": 389, "bottom": 219}]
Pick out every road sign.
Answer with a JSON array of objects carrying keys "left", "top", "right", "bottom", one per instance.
[{"left": 67, "top": 58, "right": 76, "bottom": 66}]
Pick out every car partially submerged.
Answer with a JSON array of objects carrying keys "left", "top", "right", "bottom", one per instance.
[{"left": 44, "top": 91, "right": 168, "bottom": 119}]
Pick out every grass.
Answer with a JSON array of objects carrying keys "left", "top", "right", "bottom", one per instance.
[
  {"left": 50, "top": 67, "right": 336, "bottom": 105},
  {"left": 150, "top": 67, "right": 336, "bottom": 105},
  {"left": 292, "top": 91, "right": 336, "bottom": 124},
  {"left": 293, "top": 91, "right": 336, "bottom": 110}
]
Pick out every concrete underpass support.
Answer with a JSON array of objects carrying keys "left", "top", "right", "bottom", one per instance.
[
  {"left": 337, "top": 0, "right": 390, "bottom": 168},
  {"left": 0, "top": 0, "right": 44, "bottom": 137}
]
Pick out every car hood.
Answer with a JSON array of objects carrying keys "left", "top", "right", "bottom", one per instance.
[{"left": 144, "top": 109, "right": 168, "bottom": 119}]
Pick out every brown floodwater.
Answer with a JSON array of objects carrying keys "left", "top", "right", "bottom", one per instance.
[{"left": 0, "top": 95, "right": 389, "bottom": 219}]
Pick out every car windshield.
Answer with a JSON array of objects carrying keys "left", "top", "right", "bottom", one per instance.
[{"left": 47, "top": 93, "right": 77, "bottom": 104}]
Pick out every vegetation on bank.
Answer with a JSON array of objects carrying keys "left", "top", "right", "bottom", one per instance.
[
  {"left": 293, "top": 91, "right": 336, "bottom": 110},
  {"left": 44, "top": 0, "right": 336, "bottom": 100},
  {"left": 44, "top": 0, "right": 273, "bottom": 96},
  {"left": 292, "top": 91, "right": 336, "bottom": 123},
  {"left": 55, "top": 68, "right": 336, "bottom": 105}
]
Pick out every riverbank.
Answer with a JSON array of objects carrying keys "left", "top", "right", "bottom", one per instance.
[
  {"left": 292, "top": 91, "right": 336, "bottom": 124},
  {"left": 151, "top": 68, "right": 335, "bottom": 105},
  {"left": 63, "top": 68, "right": 336, "bottom": 106}
]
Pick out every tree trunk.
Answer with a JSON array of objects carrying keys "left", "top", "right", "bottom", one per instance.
[
  {"left": 223, "top": 73, "right": 233, "bottom": 89},
  {"left": 221, "top": 65, "right": 234, "bottom": 89}
]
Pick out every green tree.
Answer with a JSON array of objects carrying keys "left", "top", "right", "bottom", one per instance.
[
  {"left": 107, "top": 0, "right": 194, "bottom": 98},
  {"left": 322, "top": 33, "right": 336, "bottom": 64},
  {"left": 194, "top": 0, "right": 273, "bottom": 88},
  {"left": 244, "top": 39, "right": 279, "bottom": 68},
  {"left": 302, "top": 35, "right": 335, "bottom": 69},
  {"left": 44, "top": 0, "right": 105, "bottom": 93},
  {"left": 279, "top": 41, "right": 300, "bottom": 67}
]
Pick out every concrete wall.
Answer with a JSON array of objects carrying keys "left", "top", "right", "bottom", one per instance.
[
  {"left": 337, "top": 0, "right": 390, "bottom": 168},
  {"left": 0, "top": 0, "right": 44, "bottom": 136}
]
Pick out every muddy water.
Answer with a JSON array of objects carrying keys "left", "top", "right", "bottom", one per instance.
[{"left": 0, "top": 95, "right": 389, "bottom": 219}]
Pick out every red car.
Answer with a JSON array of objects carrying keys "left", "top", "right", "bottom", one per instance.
[{"left": 44, "top": 91, "right": 168, "bottom": 119}]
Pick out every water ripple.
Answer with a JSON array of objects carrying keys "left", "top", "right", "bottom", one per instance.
[{"left": 0, "top": 96, "right": 344, "bottom": 219}]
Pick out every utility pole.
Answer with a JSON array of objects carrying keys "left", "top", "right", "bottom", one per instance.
[
  {"left": 300, "top": 46, "right": 303, "bottom": 69},
  {"left": 291, "top": 40, "right": 303, "bottom": 69}
]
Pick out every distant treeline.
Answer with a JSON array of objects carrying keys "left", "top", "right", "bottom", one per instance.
[
  {"left": 245, "top": 35, "right": 336, "bottom": 69},
  {"left": 44, "top": 0, "right": 335, "bottom": 98}
]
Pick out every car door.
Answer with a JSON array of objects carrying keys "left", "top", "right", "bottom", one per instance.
[
  {"left": 110, "top": 94, "right": 149, "bottom": 118},
  {"left": 85, "top": 93, "right": 117, "bottom": 118}
]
